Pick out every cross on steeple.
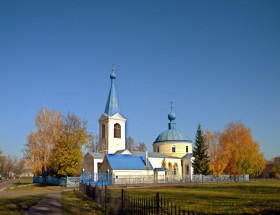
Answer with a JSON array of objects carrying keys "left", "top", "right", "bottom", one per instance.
[
  {"left": 112, "top": 64, "right": 115, "bottom": 73},
  {"left": 170, "top": 101, "right": 173, "bottom": 112}
]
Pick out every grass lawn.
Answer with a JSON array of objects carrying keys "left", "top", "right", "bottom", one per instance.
[
  {"left": 0, "top": 195, "right": 45, "bottom": 215},
  {"left": 62, "top": 190, "right": 110, "bottom": 215},
  {"left": 113, "top": 180, "right": 280, "bottom": 214},
  {"left": 17, "top": 177, "right": 33, "bottom": 184},
  {"left": 6, "top": 183, "right": 66, "bottom": 191},
  {"left": 5, "top": 177, "right": 65, "bottom": 191}
]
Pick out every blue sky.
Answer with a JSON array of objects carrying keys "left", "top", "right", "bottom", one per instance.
[{"left": 0, "top": 1, "right": 279, "bottom": 160}]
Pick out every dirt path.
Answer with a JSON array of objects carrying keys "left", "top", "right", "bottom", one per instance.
[
  {"left": 0, "top": 189, "right": 64, "bottom": 198},
  {"left": 23, "top": 191, "right": 62, "bottom": 215},
  {"left": 0, "top": 181, "right": 71, "bottom": 215}
]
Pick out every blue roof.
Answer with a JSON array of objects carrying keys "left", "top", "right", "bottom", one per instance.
[
  {"left": 106, "top": 154, "right": 153, "bottom": 170},
  {"left": 104, "top": 70, "right": 120, "bottom": 116}
]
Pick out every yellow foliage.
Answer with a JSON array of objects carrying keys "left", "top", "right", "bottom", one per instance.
[
  {"left": 220, "top": 122, "right": 265, "bottom": 175},
  {"left": 24, "top": 107, "right": 91, "bottom": 177},
  {"left": 206, "top": 122, "right": 265, "bottom": 176}
]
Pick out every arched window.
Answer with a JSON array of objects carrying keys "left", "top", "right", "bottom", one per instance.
[
  {"left": 186, "top": 145, "right": 189, "bottom": 153},
  {"left": 157, "top": 146, "right": 160, "bottom": 153},
  {"left": 172, "top": 145, "right": 176, "bottom": 153},
  {"left": 114, "top": 123, "right": 121, "bottom": 138},
  {"left": 102, "top": 124, "right": 105, "bottom": 138}
]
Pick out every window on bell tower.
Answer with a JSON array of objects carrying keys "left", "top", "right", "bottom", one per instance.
[
  {"left": 114, "top": 123, "right": 121, "bottom": 138},
  {"left": 186, "top": 145, "right": 189, "bottom": 153},
  {"left": 102, "top": 124, "right": 105, "bottom": 138},
  {"left": 172, "top": 145, "right": 176, "bottom": 153}
]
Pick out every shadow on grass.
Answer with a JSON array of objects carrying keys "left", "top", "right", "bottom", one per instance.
[
  {"left": 124, "top": 181, "right": 280, "bottom": 214},
  {"left": 0, "top": 195, "right": 45, "bottom": 214},
  {"left": 62, "top": 190, "right": 110, "bottom": 215}
]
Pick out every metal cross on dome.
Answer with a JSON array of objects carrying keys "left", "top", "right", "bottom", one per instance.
[{"left": 170, "top": 101, "right": 173, "bottom": 111}]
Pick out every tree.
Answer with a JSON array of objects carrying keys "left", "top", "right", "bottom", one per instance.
[
  {"left": 193, "top": 124, "right": 210, "bottom": 175},
  {"left": 136, "top": 142, "right": 147, "bottom": 152},
  {"left": 0, "top": 149, "right": 25, "bottom": 178},
  {"left": 126, "top": 136, "right": 135, "bottom": 151},
  {"left": 272, "top": 156, "right": 280, "bottom": 178},
  {"left": 125, "top": 137, "right": 147, "bottom": 152},
  {"left": 23, "top": 106, "right": 63, "bottom": 175},
  {"left": 48, "top": 113, "right": 90, "bottom": 177},
  {"left": 83, "top": 134, "right": 97, "bottom": 152},
  {"left": 205, "top": 130, "right": 229, "bottom": 176},
  {"left": 220, "top": 122, "right": 265, "bottom": 176}
]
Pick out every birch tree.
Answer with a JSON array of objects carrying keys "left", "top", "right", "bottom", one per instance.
[
  {"left": 220, "top": 122, "right": 265, "bottom": 176},
  {"left": 48, "top": 113, "right": 90, "bottom": 177},
  {"left": 23, "top": 106, "right": 63, "bottom": 175},
  {"left": 205, "top": 130, "right": 229, "bottom": 176}
]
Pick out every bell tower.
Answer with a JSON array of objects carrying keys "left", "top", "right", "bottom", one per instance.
[{"left": 99, "top": 65, "right": 126, "bottom": 154}]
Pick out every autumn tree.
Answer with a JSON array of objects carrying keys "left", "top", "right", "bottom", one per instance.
[
  {"left": 205, "top": 130, "right": 229, "bottom": 176},
  {"left": 272, "top": 156, "right": 280, "bottom": 178},
  {"left": 48, "top": 113, "right": 91, "bottom": 177},
  {"left": 0, "top": 148, "right": 4, "bottom": 176},
  {"left": 23, "top": 106, "right": 63, "bottom": 175},
  {"left": 0, "top": 149, "right": 25, "bottom": 178},
  {"left": 220, "top": 122, "right": 265, "bottom": 176},
  {"left": 193, "top": 124, "right": 210, "bottom": 175}
]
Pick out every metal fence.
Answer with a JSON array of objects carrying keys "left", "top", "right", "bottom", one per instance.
[
  {"left": 79, "top": 183, "right": 194, "bottom": 215},
  {"left": 82, "top": 173, "right": 110, "bottom": 186},
  {"left": 121, "top": 189, "right": 194, "bottom": 215},
  {"left": 184, "top": 174, "right": 249, "bottom": 183},
  {"left": 33, "top": 176, "right": 80, "bottom": 187},
  {"left": 80, "top": 173, "right": 249, "bottom": 186}
]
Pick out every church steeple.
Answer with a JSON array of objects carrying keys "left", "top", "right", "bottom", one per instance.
[
  {"left": 104, "top": 65, "right": 120, "bottom": 116},
  {"left": 99, "top": 65, "right": 126, "bottom": 154}
]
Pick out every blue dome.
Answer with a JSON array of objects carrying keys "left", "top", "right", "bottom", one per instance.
[
  {"left": 110, "top": 72, "right": 116, "bottom": 79},
  {"left": 168, "top": 111, "right": 176, "bottom": 122},
  {"left": 154, "top": 129, "right": 190, "bottom": 143}
]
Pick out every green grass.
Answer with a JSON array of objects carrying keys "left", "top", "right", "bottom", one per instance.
[
  {"left": 6, "top": 183, "right": 66, "bottom": 191},
  {"left": 112, "top": 180, "right": 280, "bottom": 214},
  {"left": 0, "top": 195, "right": 45, "bottom": 215},
  {"left": 17, "top": 177, "right": 33, "bottom": 184},
  {"left": 62, "top": 190, "right": 110, "bottom": 215}
]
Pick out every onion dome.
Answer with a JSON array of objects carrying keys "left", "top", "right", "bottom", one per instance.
[
  {"left": 168, "top": 111, "right": 176, "bottom": 122},
  {"left": 154, "top": 102, "right": 191, "bottom": 143}
]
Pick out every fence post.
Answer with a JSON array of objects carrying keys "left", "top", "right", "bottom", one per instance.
[
  {"left": 104, "top": 185, "right": 107, "bottom": 210},
  {"left": 156, "top": 192, "right": 159, "bottom": 215},
  {"left": 121, "top": 189, "right": 124, "bottom": 214}
]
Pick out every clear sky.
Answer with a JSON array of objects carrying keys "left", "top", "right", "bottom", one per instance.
[{"left": 0, "top": 0, "right": 279, "bottom": 160}]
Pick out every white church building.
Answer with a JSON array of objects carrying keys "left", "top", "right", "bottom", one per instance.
[{"left": 83, "top": 66, "right": 194, "bottom": 184}]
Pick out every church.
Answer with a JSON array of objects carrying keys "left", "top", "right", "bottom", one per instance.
[{"left": 83, "top": 66, "right": 194, "bottom": 184}]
